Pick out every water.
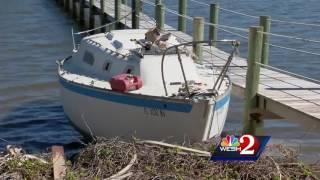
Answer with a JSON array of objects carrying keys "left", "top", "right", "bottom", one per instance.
[
  {"left": 0, "top": 0, "right": 319, "bottom": 161},
  {"left": 0, "top": 0, "right": 83, "bottom": 153}
]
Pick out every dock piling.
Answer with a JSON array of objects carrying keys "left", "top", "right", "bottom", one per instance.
[
  {"left": 79, "top": 0, "right": 85, "bottom": 24},
  {"left": 155, "top": 0, "right": 161, "bottom": 5},
  {"left": 75, "top": 2, "right": 80, "bottom": 22},
  {"left": 132, "top": 0, "right": 140, "bottom": 29},
  {"left": 69, "top": 0, "right": 73, "bottom": 16},
  {"left": 89, "top": 0, "right": 94, "bottom": 28},
  {"left": 192, "top": 17, "right": 204, "bottom": 63},
  {"left": 243, "top": 26, "right": 264, "bottom": 135},
  {"left": 155, "top": 3, "right": 165, "bottom": 30},
  {"left": 178, "top": 0, "right": 187, "bottom": 32},
  {"left": 94, "top": 15, "right": 102, "bottom": 33},
  {"left": 115, "top": 0, "right": 121, "bottom": 29},
  {"left": 209, "top": 4, "right": 219, "bottom": 46},
  {"left": 84, "top": 8, "right": 90, "bottom": 29},
  {"left": 122, "top": 0, "right": 127, "bottom": 4},
  {"left": 100, "top": 0, "right": 106, "bottom": 26},
  {"left": 63, "top": 0, "right": 69, "bottom": 11},
  {"left": 260, "top": 16, "right": 271, "bottom": 64}
]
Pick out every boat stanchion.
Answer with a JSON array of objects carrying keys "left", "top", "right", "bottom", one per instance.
[{"left": 243, "top": 26, "right": 264, "bottom": 135}]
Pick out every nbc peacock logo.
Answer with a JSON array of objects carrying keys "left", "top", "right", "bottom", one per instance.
[
  {"left": 221, "top": 135, "right": 240, "bottom": 147},
  {"left": 219, "top": 135, "right": 241, "bottom": 152}
]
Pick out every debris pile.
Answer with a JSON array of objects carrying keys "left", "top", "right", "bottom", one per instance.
[
  {"left": 67, "top": 137, "right": 319, "bottom": 180},
  {"left": 0, "top": 145, "right": 51, "bottom": 179},
  {"left": 0, "top": 137, "right": 319, "bottom": 179}
]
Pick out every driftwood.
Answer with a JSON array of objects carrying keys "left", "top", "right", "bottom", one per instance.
[
  {"left": 105, "top": 154, "right": 137, "bottom": 180},
  {"left": 52, "top": 146, "right": 66, "bottom": 180},
  {"left": 139, "top": 140, "right": 211, "bottom": 157}
]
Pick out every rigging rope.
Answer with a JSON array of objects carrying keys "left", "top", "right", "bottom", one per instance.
[
  {"left": 255, "top": 62, "right": 320, "bottom": 84},
  {"left": 259, "top": 31, "right": 320, "bottom": 44},
  {"left": 217, "top": 27, "right": 249, "bottom": 40},
  {"left": 74, "top": 11, "right": 133, "bottom": 35},
  {"left": 141, "top": 0, "right": 249, "bottom": 32},
  {"left": 189, "top": 0, "right": 320, "bottom": 28},
  {"left": 268, "top": 43, "right": 320, "bottom": 57}
]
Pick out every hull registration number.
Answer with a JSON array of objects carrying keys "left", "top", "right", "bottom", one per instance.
[{"left": 144, "top": 107, "right": 166, "bottom": 117}]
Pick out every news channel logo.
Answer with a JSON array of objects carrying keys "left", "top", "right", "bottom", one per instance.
[{"left": 211, "top": 134, "right": 270, "bottom": 161}]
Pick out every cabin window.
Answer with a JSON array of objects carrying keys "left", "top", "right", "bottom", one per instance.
[
  {"left": 126, "top": 69, "right": 132, "bottom": 74},
  {"left": 125, "top": 66, "right": 134, "bottom": 74},
  {"left": 112, "top": 40, "right": 123, "bottom": 49},
  {"left": 104, "top": 62, "right": 111, "bottom": 71},
  {"left": 83, "top": 51, "right": 95, "bottom": 66}
]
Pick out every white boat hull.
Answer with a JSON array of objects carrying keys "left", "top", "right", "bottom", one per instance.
[{"left": 60, "top": 78, "right": 231, "bottom": 142}]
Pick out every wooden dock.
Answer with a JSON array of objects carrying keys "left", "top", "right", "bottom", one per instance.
[{"left": 57, "top": 0, "right": 320, "bottom": 133}]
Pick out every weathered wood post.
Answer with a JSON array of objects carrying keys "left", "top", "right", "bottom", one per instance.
[
  {"left": 89, "top": 0, "right": 94, "bottom": 28},
  {"left": 155, "top": 3, "right": 165, "bottom": 30},
  {"left": 155, "top": 0, "right": 161, "bottom": 5},
  {"left": 58, "top": 0, "right": 63, "bottom": 6},
  {"left": 52, "top": 146, "right": 66, "bottom": 180},
  {"left": 84, "top": 8, "right": 90, "bottom": 29},
  {"left": 115, "top": 0, "right": 121, "bottom": 29},
  {"left": 100, "top": 0, "right": 106, "bottom": 25},
  {"left": 132, "top": 0, "right": 140, "bottom": 29},
  {"left": 192, "top": 17, "right": 204, "bottom": 63},
  {"left": 94, "top": 15, "right": 102, "bottom": 33},
  {"left": 75, "top": 1, "right": 81, "bottom": 22},
  {"left": 209, "top": 4, "right": 219, "bottom": 46},
  {"left": 63, "top": 0, "right": 69, "bottom": 10},
  {"left": 79, "top": 0, "right": 85, "bottom": 24},
  {"left": 69, "top": 0, "right": 74, "bottom": 17},
  {"left": 260, "top": 16, "right": 271, "bottom": 64},
  {"left": 243, "top": 26, "right": 264, "bottom": 135},
  {"left": 178, "top": 0, "right": 187, "bottom": 32}
]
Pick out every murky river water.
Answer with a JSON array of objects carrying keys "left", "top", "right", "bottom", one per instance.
[{"left": 0, "top": 0, "right": 319, "bottom": 161}]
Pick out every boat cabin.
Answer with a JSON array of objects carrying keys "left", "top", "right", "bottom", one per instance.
[{"left": 64, "top": 29, "right": 203, "bottom": 95}]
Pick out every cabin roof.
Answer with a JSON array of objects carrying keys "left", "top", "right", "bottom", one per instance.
[{"left": 82, "top": 29, "right": 181, "bottom": 56}]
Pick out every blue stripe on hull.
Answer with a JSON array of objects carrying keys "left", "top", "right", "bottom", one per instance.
[
  {"left": 59, "top": 78, "right": 230, "bottom": 112},
  {"left": 215, "top": 92, "right": 230, "bottom": 110},
  {"left": 60, "top": 78, "right": 193, "bottom": 112}
]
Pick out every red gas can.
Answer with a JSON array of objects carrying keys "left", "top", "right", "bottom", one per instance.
[{"left": 110, "top": 74, "right": 143, "bottom": 92}]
